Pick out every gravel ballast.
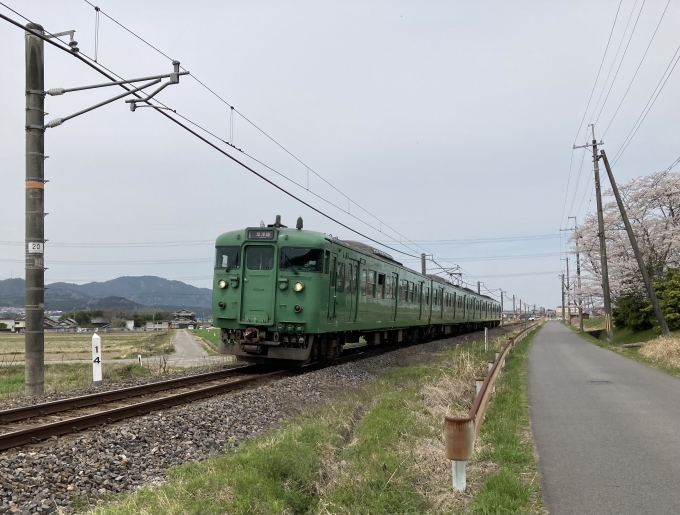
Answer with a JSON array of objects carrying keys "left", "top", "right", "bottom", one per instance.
[{"left": 0, "top": 326, "right": 516, "bottom": 514}]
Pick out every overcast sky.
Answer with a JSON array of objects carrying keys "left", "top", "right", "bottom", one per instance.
[{"left": 1, "top": 0, "right": 678, "bottom": 309}]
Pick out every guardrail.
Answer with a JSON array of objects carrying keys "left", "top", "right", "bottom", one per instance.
[{"left": 443, "top": 323, "right": 539, "bottom": 491}]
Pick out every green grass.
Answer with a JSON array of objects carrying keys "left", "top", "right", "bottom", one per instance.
[
  {"left": 190, "top": 329, "right": 220, "bottom": 348},
  {"left": 469, "top": 327, "right": 542, "bottom": 515},
  {"left": 570, "top": 325, "right": 680, "bottom": 379},
  {"left": 89, "top": 327, "right": 543, "bottom": 515},
  {"left": 0, "top": 362, "right": 152, "bottom": 397}
]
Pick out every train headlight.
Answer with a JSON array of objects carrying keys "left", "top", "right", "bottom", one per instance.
[
  {"left": 293, "top": 282, "right": 304, "bottom": 292},
  {"left": 218, "top": 279, "right": 227, "bottom": 289}
]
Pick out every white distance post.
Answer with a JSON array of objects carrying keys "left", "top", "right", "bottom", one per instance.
[
  {"left": 92, "top": 333, "right": 102, "bottom": 386},
  {"left": 484, "top": 327, "right": 488, "bottom": 352}
]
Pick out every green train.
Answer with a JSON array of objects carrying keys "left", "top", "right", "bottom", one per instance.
[{"left": 213, "top": 217, "right": 501, "bottom": 364}]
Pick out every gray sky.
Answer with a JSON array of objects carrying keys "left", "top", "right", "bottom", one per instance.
[{"left": 1, "top": 0, "right": 678, "bottom": 309}]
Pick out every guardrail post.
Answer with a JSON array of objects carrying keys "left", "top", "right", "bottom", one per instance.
[
  {"left": 452, "top": 460, "right": 466, "bottom": 492},
  {"left": 444, "top": 417, "right": 475, "bottom": 492},
  {"left": 494, "top": 352, "right": 500, "bottom": 362},
  {"left": 487, "top": 362, "right": 496, "bottom": 392}
]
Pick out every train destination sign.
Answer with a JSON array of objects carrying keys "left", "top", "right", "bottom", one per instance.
[{"left": 247, "top": 230, "right": 275, "bottom": 240}]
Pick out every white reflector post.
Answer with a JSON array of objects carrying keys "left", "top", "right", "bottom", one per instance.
[{"left": 92, "top": 333, "right": 102, "bottom": 386}]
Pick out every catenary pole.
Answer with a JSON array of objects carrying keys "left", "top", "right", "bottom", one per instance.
[
  {"left": 566, "top": 257, "right": 570, "bottom": 324},
  {"left": 25, "top": 23, "right": 46, "bottom": 396},
  {"left": 600, "top": 150, "right": 670, "bottom": 336},
  {"left": 500, "top": 291, "right": 504, "bottom": 325},
  {"left": 421, "top": 253, "right": 426, "bottom": 275}
]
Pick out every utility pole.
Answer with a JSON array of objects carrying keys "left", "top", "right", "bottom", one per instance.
[
  {"left": 421, "top": 253, "right": 426, "bottom": 275},
  {"left": 512, "top": 295, "right": 516, "bottom": 319},
  {"left": 25, "top": 23, "right": 46, "bottom": 396},
  {"left": 477, "top": 281, "right": 481, "bottom": 294},
  {"left": 574, "top": 124, "right": 613, "bottom": 343},
  {"left": 600, "top": 150, "right": 670, "bottom": 336},
  {"left": 561, "top": 274, "right": 566, "bottom": 323},
  {"left": 566, "top": 257, "right": 570, "bottom": 323},
  {"left": 569, "top": 216, "right": 584, "bottom": 331}
]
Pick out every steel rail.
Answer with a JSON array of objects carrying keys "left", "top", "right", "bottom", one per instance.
[
  {"left": 0, "top": 365, "right": 257, "bottom": 424},
  {"left": 0, "top": 369, "right": 287, "bottom": 452}
]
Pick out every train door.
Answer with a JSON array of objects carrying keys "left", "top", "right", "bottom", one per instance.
[
  {"left": 240, "top": 245, "right": 276, "bottom": 324},
  {"left": 453, "top": 292, "right": 457, "bottom": 319},
  {"left": 390, "top": 273, "right": 399, "bottom": 322},
  {"left": 327, "top": 253, "right": 337, "bottom": 322},
  {"left": 418, "top": 281, "right": 424, "bottom": 320},
  {"left": 347, "top": 260, "right": 358, "bottom": 322},
  {"left": 438, "top": 288, "right": 444, "bottom": 320},
  {"left": 334, "top": 261, "right": 348, "bottom": 323}
]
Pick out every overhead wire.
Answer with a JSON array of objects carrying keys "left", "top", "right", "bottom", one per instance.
[
  {"left": 601, "top": 0, "right": 671, "bottom": 137},
  {"left": 611, "top": 43, "right": 680, "bottom": 165}
]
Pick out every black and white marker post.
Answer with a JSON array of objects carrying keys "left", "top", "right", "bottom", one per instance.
[{"left": 92, "top": 332, "right": 102, "bottom": 386}]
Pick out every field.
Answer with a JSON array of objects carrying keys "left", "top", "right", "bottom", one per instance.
[
  {"left": 0, "top": 330, "right": 174, "bottom": 362},
  {"left": 190, "top": 328, "right": 220, "bottom": 348}
]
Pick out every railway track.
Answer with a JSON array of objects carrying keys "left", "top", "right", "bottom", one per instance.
[{"left": 0, "top": 324, "right": 520, "bottom": 452}]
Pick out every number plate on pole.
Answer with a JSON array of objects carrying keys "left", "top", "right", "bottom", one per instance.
[{"left": 27, "top": 242, "right": 43, "bottom": 254}]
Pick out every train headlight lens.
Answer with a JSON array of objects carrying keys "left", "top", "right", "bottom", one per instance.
[
  {"left": 218, "top": 279, "right": 227, "bottom": 289},
  {"left": 293, "top": 282, "right": 304, "bottom": 292}
]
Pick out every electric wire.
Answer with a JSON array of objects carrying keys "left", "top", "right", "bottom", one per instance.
[
  {"left": 612, "top": 43, "right": 680, "bottom": 165},
  {"left": 0, "top": 6, "right": 530, "bottom": 302},
  {"left": 590, "top": 0, "right": 645, "bottom": 127},
  {"left": 0, "top": 9, "right": 422, "bottom": 263},
  {"left": 78, "top": 1, "right": 440, "bottom": 267},
  {"left": 601, "top": 0, "right": 671, "bottom": 138},
  {"left": 572, "top": 0, "right": 623, "bottom": 145}
]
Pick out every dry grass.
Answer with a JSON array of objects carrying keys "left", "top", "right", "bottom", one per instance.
[
  {"left": 639, "top": 335, "right": 680, "bottom": 367},
  {"left": 0, "top": 331, "right": 173, "bottom": 361}
]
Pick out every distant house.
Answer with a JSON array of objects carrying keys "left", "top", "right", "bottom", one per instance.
[
  {"left": 44, "top": 317, "right": 60, "bottom": 331},
  {"left": 58, "top": 318, "right": 78, "bottom": 332},
  {"left": 171, "top": 309, "right": 197, "bottom": 329},
  {"left": 14, "top": 319, "right": 25, "bottom": 332},
  {"left": 0, "top": 318, "right": 15, "bottom": 332},
  {"left": 90, "top": 318, "right": 110, "bottom": 329},
  {"left": 146, "top": 320, "right": 170, "bottom": 331}
]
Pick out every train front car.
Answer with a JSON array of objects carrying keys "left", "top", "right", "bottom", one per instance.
[{"left": 213, "top": 218, "right": 325, "bottom": 365}]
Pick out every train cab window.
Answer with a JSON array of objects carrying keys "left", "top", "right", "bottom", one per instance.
[
  {"left": 337, "top": 263, "right": 345, "bottom": 292},
  {"left": 324, "top": 251, "right": 330, "bottom": 274},
  {"left": 367, "top": 270, "right": 376, "bottom": 298},
  {"left": 215, "top": 246, "right": 240, "bottom": 271},
  {"left": 377, "top": 274, "right": 385, "bottom": 299},
  {"left": 361, "top": 270, "right": 367, "bottom": 296},
  {"left": 246, "top": 246, "right": 274, "bottom": 270},
  {"left": 279, "top": 247, "right": 324, "bottom": 273}
]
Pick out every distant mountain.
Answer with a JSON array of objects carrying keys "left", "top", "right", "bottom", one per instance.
[{"left": 0, "top": 276, "right": 212, "bottom": 310}]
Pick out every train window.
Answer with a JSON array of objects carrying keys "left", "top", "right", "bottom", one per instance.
[
  {"left": 279, "top": 247, "right": 324, "bottom": 273},
  {"left": 409, "top": 282, "right": 414, "bottom": 302},
  {"left": 324, "top": 251, "right": 330, "bottom": 274},
  {"left": 377, "top": 274, "right": 385, "bottom": 299},
  {"left": 351, "top": 266, "right": 357, "bottom": 294},
  {"left": 215, "top": 246, "right": 240, "bottom": 270},
  {"left": 400, "top": 280, "right": 406, "bottom": 301},
  {"left": 361, "top": 270, "right": 367, "bottom": 296},
  {"left": 347, "top": 264, "right": 353, "bottom": 294},
  {"left": 246, "top": 246, "right": 274, "bottom": 270},
  {"left": 337, "top": 263, "right": 345, "bottom": 292},
  {"left": 393, "top": 274, "right": 399, "bottom": 299},
  {"left": 385, "top": 275, "right": 392, "bottom": 298},
  {"left": 425, "top": 287, "right": 430, "bottom": 305},
  {"left": 367, "top": 270, "right": 376, "bottom": 298}
]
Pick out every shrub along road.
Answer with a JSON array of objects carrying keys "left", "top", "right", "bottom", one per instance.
[{"left": 528, "top": 322, "right": 680, "bottom": 515}]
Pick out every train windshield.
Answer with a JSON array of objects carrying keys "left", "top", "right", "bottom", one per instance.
[
  {"left": 279, "top": 247, "right": 324, "bottom": 273},
  {"left": 215, "top": 246, "right": 241, "bottom": 270}
]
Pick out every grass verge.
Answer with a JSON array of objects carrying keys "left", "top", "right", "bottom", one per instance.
[
  {"left": 571, "top": 325, "right": 680, "bottom": 379},
  {"left": 190, "top": 329, "right": 220, "bottom": 348},
  {"left": 0, "top": 362, "right": 152, "bottom": 398},
  {"left": 89, "top": 326, "right": 543, "bottom": 515}
]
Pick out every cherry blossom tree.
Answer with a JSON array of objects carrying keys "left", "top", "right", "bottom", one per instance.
[{"left": 569, "top": 169, "right": 680, "bottom": 308}]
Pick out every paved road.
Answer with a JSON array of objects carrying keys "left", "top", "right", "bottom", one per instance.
[
  {"left": 169, "top": 329, "right": 226, "bottom": 366},
  {"left": 528, "top": 322, "right": 680, "bottom": 514}
]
